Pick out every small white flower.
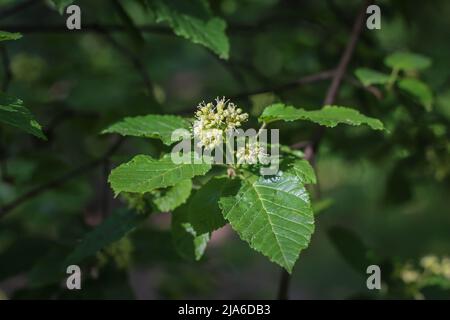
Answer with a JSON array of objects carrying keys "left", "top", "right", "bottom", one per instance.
[
  {"left": 236, "top": 142, "right": 268, "bottom": 165},
  {"left": 192, "top": 97, "right": 248, "bottom": 150}
]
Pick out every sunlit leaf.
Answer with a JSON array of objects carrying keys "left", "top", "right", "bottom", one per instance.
[
  {"left": 355, "top": 68, "right": 390, "bottom": 86},
  {"left": 384, "top": 52, "right": 431, "bottom": 71},
  {"left": 0, "top": 31, "right": 22, "bottom": 41},
  {"left": 102, "top": 114, "right": 191, "bottom": 145},
  {"left": 220, "top": 173, "right": 314, "bottom": 272},
  {"left": 109, "top": 153, "right": 211, "bottom": 195},
  {"left": 259, "top": 103, "right": 384, "bottom": 130}
]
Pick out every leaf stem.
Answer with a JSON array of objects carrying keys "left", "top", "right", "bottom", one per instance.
[
  {"left": 387, "top": 67, "right": 399, "bottom": 90},
  {"left": 277, "top": 269, "right": 291, "bottom": 300}
]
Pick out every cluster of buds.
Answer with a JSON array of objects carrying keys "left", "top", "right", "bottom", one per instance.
[{"left": 193, "top": 97, "right": 248, "bottom": 149}]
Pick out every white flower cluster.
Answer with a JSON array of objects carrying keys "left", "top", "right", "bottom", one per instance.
[
  {"left": 400, "top": 255, "right": 450, "bottom": 284},
  {"left": 236, "top": 142, "right": 268, "bottom": 165},
  {"left": 420, "top": 255, "right": 450, "bottom": 278},
  {"left": 193, "top": 97, "right": 248, "bottom": 150}
]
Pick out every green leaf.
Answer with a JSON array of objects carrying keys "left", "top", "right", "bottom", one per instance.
[
  {"left": 384, "top": 52, "right": 431, "bottom": 71},
  {"left": 0, "top": 94, "right": 46, "bottom": 139},
  {"left": 172, "top": 204, "right": 209, "bottom": 261},
  {"left": 259, "top": 104, "right": 384, "bottom": 130},
  {"left": 354, "top": 68, "right": 390, "bottom": 86},
  {"left": 188, "top": 177, "right": 240, "bottom": 234},
  {"left": 109, "top": 153, "right": 212, "bottom": 195},
  {"left": 288, "top": 159, "right": 316, "bottom": 184},
  {"left": 398, "top": 78, "right": 433, "bottom": 111},
  {"left": 0, "top": 31, "right": 22, "bottom": 42},
  {"left": 50, "top": 0, "right": 75, "bottom": 14},
  {"left": 65, "top": 209, "right": 143, "bottom": 265},
  {"left": 327, "top": 226, "right": 378, "bottom": 275},
  {"left": 153, "top": 179, "right": 192, "bottom": 212},
  {"left": 149, "top": 0, "right": 230, "bottom": 59},
  {"left": 219, "top": 173, "right": 314, "bottom": 272},
  {"left": 102, "top": 114, "right": 191, "bottom": 145}
]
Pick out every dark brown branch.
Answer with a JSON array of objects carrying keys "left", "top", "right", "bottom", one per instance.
[
  {"left": 0, "top": 46, "right": 12, "bottom": 182},
  {"left": 277, "top": 269, "right": 291, "bottom": 300},
  {"left": 93, "top": 24, "right": 154, "bottom": 96},
  {"left": 323, "top": 2, "right": 369, "bottom": 106},
  {"left": 230, "top": 69, "right": 336, "bottom": 100},
  {"left": 312, "top": 0, "right": 371, "bottom": 149},
  {"left": 0, "top": 46, "right": 12, "bottom": 92},
  {"left": 0, "top": 137, "right": 124, "bottom": 219},
  {"left": 279, "top": 0, "right": 371, "bottom": 301},
  {"left": 344, "top": 75, "right": 383, "bottom": 100},
  {"left": 0, "top": 0, "right": 39, "bottom": 21},
  {"left": 0, "top": 24, "right": 172, "bottom": 35}
]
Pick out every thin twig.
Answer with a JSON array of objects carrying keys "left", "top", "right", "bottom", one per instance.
[
  {"left": 312, "top": 0, "right": 371, "bottom": 150},
  {"left": 277, "top": 269, "right": 291, "bottom": 300},
  {"left": 0, "top": 46, "right": 12, "bottom": 182},
  {"left": 344, "top": 75, "right": 383, "bottom": 100},
  {"left": 0, "top": 0, "right": 39, "bottom": 20},
  {"left": 230, "top": 69, "right": 336, "bottom": 100},
  {"left": 277, "top": 0, "right": 371, "bottom": 300},
  {"left": 0, "top": 137, "right": 124, "bottom": 219},
  {"left": 93, "top": 24, "right": 154, "bottom": 95},
  {"left": 0, "top": 46, "right": 12, "bottom": 92}
]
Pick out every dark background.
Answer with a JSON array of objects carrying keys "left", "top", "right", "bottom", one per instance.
[{"left": 0, "top": 0, "right": 449, "bottom": 299}]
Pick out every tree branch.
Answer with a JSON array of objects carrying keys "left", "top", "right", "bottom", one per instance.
[
  {"left": 93, "top": 24, "right": 154, "bottom": 96},
  {"left": 311, "top": 0, "right": 371, "bottom": 150},
  {"left": 0, "top": 46, "right": 12, "bottom": 92},
  {"left": 279, "top": 0, "right": 371, "bottom": 300},
  {"left": 0, "top": 0, "right": 39, "bottom": 21},
  {"left": 230, "top": 69, "right": 336, "bottom": 100}
]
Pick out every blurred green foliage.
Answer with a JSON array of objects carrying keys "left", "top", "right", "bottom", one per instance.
[{"left": 0, "top": 0, "right": 449, "bottom": 299}]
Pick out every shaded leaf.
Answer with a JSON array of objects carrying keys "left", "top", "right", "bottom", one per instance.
[
  {"left": 102, "top": 114, "right": 191, "bottom": 145},
  {"left": 109, "top": 153, "right": 211, "bottom": 195},
  {"left": 65, "top": 209, "right": 143, "bottom": 265},
  {"left": 328, "top": 226, "right": 378, "bottom": 275},
  {"left": 355, "top": 68, "right": 390, "bottom": 86},
  {"left": 188, "top": 177, "right": 240, "bottom": 234},
  {"left": 384, "top": 52, "right": 431, "bottom": 71},
  {"left": 28, "top": 247, "right": 71, "bottom": 288},
  {"left": 0, "top": 238, "right": 54, "bottom": 281},
  {"left": 259, "top": 104, "right": 384, "bottom": 130},
  {"left": 219, "top": 173, "right": 314, "bottom": 272},
  {"left": 172, "top": 204, "right": 209, "bottom": 261},
  {"left": 51, "top": 0, "right": 76, "bottom": 14},
  {"left": 0, "top": 94, "right": 46, "bottom": 139},
  {"left": 153, "top": 179, "right": 192, "bottom": 212},
  {"left": 149, "top": 0, "right": 229, "bottom": 59},
  {"left": 398, "top": 78, "right": 433, "bottom": 111}
]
